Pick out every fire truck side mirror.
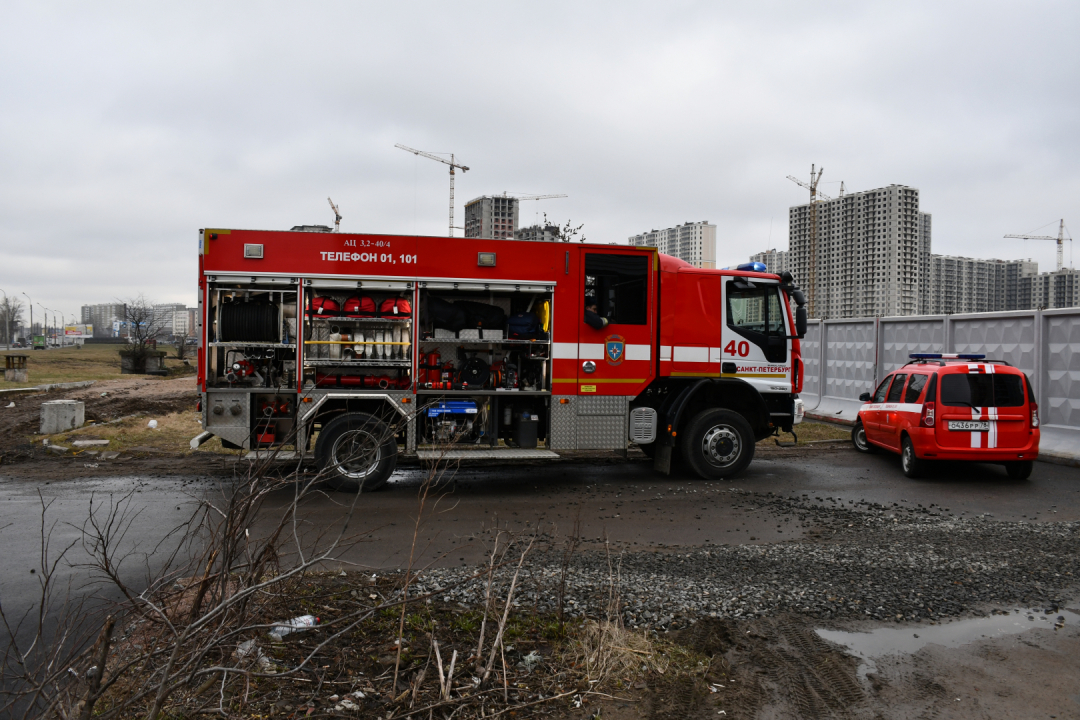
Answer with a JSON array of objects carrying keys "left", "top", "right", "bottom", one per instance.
[{"left": 795, "top": 306, "right": 808, "bottom": 338}]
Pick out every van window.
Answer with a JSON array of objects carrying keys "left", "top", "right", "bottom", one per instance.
[
  {"left": 886, "top": 373, "right": 907, "bottom": 403},
  {"left": 584, "top": 254, "right": 648, "bottom": 325},
  {"left": 940, "top": 373, "right": 1026, "bottom": 408},
  {"left": 726, "top": 281, "right": 787, "bottom": 363},
  {"left": 873, "top": 376, "right": 892, "bottom": 403},
  {"left": 904, "top": 374, "right": 928, "bottom": 403}
]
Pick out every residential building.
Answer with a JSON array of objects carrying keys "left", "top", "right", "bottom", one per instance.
[
  {"left": 749, "top": 248, "right": 791, "bottom": 275},
  {"left": 514, "top": 224, "right": 562, "bottom": 242},
  {"left": 1030, "top": 268, "right": 1080, "bottom": 309},
  {"left": 153, "top": 303, "right": 188, "bottom": 336},
  {"left": 464, "top": 196, "right": 519, "bottom": 240},
  {"left": 925, "top": 256, "right": 1038, "bottom": 314},
  {"left": 629, "top": 221, "right": 716, "bottom": 269},
  {"left": 789, "top": 184, "right": 929, "bottom": 319},
  {"left": 80, "top": 303, "right": 126, "bottom": 338}
]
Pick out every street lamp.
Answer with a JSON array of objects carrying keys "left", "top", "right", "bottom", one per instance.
[{"left": 22, "top": 292, "right": 32, "bottom": 347}]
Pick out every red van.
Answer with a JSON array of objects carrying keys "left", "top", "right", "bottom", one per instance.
[{"left": 851, "top": 354, "right": 1040, "bottom": 479}]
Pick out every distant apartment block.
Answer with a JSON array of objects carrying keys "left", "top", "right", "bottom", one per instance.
[
  {"left": 80, "top": 303, "right": 126, "bottom": 338},
  {"left": 514, "top": 224, "right": 562, "bottom": 242},
  {"left": 789, "top": 184, "right": 930, "bottom": 319},
  {"left": 629, "top": 221, "right": 716, "bottom": 269},
  {"left": 464, "top": 196, "right": 519, "bottom": 240},
  {"left": 926, "top": 256, "right": 1038, "bottom": 314},
  {"left": 1030, "top": 268, "right": 1080, "bottom": 309},
  {"left": 153, "top": 303, "right": 187, "bottom": 336},
  {"left": 749, "top": 248, "right": 791, "bottom": 275}
]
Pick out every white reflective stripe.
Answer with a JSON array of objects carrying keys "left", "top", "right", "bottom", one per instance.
[
  {"left": 660, "top": 345, "right": 672, "bottom": 361},
  {"left": 968, "top": 364, "right": 980, "bottom": 373},
  {"left": 988, "top": 407, "right": 997, "bottom": 448},
  {"left": 552, "top": 342, "right": 577, "bottom": 359},
  {"left": 986, "top": 364, "right": 995, "bottom": 374},
  {"left": 866, "top": 403, "right": 923, "bottom": 413},
  {"left": 626, "top": 344, "right": 651, "bottom": 361},
  {"left": 709, "top": 347, "right": 724, "bottom": 363},
  {"left": 673, "top": 346, "right": 708, "bottom": 362},
  {"left": 579, "top": 343, "right": 605, "bottom": 360},
  {"left": 971, "top": 406, "right": 982, "bottom": 448}
]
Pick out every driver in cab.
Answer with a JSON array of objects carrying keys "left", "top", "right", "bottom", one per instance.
[{"left": 584, "top": 296, "right": 609, "bottom": 330}]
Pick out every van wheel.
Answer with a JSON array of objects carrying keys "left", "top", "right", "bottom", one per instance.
[
  {"left": 900, "top": 437, "right": 924, "bottom": 478},
  {"left": 315, "top": 412, "right": 397, "bottom": 492},
  {"left": 851, "top": 421, "right": 876, "bottom": 454},
  {"left": 1004, "top": 461, "right": 1033, "bottom": 480},
  {"left": 681, "top": 409, "right": 755, "bottom": 480}
]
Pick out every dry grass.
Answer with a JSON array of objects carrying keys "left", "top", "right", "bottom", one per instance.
[
  {"left": 47, "top": 410, "right": 231, "bottom": 455},
  {"left": 764, "top": 419, "right": 849, "bottom": 446},
  {"left": 0, "top": 344, "right": 194, "bottom": 391}
]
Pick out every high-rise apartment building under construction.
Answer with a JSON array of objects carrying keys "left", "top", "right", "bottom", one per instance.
[
  {"left": 464, "top": 196, "right": 519, "bottom": 239},
  {"left": 789, "top": 184, "right": 931, "bottom": 319},
  {"left": 629, "top": 221, "right": 716, "bottom": 269}
]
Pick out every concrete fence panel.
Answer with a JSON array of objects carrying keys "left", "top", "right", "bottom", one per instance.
[
  {"left": 802, "top": 307, "right": 1080, "bottom": 465},
  {"left": 881, "top": 318, "right": 945, "bottom": 374},
  {"left": 1040, "top": 309, "right": 1080, "bottom": 461},
  {"left": 951, "top": 312, "right": 1037, "bottom": 378}
]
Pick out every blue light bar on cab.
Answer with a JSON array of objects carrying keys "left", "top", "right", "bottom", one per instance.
[
  {"left": 909, "top": 353, "right": 986, "bottom": 360},
  {"left": 736, "top": 262, "right": 768, "bottom": 272}
]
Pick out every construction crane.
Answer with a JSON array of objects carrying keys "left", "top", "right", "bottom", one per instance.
[
  {"left": 395, "top": 143, "right": 469, "bottom": 237},
  {"left": 1005, "top": 219, "right": 1072, "bottom": 272},
  {"left": 787, "top": 165, "right": 826, "bottom": 318},
  {"left": 327, "top": 197, "right": 341, "bottom": 233},
  {"left": 500, "top": 192, "right": 568, "bottom": 201}
]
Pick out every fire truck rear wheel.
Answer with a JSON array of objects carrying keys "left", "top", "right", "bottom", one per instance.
[
  {"left": 315, "top": 412, "right": 397, "bottom": 492},
  {"left": 682, "top": 408, "right": 755, "bottom": 479}
]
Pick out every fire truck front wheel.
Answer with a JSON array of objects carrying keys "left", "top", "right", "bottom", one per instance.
[
  {"left": 315, "top": 412, "right": 398, "bottom": 492},
  {"left": 681, "top": 408, "right": 755, "bottom": 479}
]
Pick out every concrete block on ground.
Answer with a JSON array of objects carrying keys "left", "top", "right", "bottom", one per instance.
[
  {"left": 40, "top": 400, "right": 85, "bottom": 434},
  {"left": 73, "top": 439, "right": 109, "bottom": 447},
  {"left": 4, "top": 369, "right": 28, "bottom": 383}
]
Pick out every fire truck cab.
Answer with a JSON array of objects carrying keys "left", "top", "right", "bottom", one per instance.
[{"left": 195, "top": 228, "right": 807, "bottom": 490}]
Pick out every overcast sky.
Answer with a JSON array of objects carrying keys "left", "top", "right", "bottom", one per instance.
[{"left": 2, "top": 1, "right": 1077, "bottom": 322}]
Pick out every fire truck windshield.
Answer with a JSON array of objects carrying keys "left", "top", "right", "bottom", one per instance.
[{"left": 726, "top": 282, "right": 787, "bottom": 363}]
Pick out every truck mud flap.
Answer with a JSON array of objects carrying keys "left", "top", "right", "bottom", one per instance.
[{"left": 654, "top": 444, "right": 673, "bottom": 475}]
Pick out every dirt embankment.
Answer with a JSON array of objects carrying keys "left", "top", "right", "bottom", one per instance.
[{"left": 0, "top": 376, "right": 199, "bottom": 458}]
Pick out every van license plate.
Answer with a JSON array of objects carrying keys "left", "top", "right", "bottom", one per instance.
[{"left": 948, "top": 420, "right": 989, "bottom": 431}]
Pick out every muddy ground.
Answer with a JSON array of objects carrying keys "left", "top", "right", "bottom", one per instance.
[{"left": 2, "top": 379, "right": 1079, "bottom": 718}]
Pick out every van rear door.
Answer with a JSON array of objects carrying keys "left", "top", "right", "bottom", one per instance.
[{"left": 935, "top": 367, "right": 1029, "bottom": 449}]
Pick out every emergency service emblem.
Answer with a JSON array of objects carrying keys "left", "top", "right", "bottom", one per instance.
[{"left": 605, "top": 335, "right": 625, "bottom": 366}]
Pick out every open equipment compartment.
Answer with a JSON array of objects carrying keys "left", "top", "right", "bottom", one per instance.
[
  {"left": 415, "top": 279, "right": 553, "bottom": 450},
  {"left": 300, "top": 278, "right": 414, "bottom": 392},
  {"left": 204, "top": 275, "right": 300, "bottom": 449}
]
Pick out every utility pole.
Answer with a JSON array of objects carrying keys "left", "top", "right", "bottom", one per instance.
[{"left": 395, "top": 144, "right": 470, "bottom": 237}]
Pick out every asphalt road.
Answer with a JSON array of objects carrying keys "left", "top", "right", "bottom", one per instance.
[{"left": 1, "top": 446, "right": 1078, "bottom": 658}]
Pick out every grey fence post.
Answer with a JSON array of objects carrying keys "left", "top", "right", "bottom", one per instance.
[
  {"left": 943, "top": 315, "right": 953, "bottom": 353},
  {"left": 1034, "top": 308, "right": 1045, "bottom": 412}
]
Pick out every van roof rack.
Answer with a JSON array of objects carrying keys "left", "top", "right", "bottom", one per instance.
[{"left": 903, "top": 353, "right": 1012, "bottom": 368}]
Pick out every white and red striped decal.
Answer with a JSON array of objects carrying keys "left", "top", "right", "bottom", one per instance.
[{"left": 966, "top": 362, "right": 998, "bottom": 448}]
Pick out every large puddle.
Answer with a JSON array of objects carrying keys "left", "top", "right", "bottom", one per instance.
[{"left": 817, "top": 604, "right": 1080, "bottom": 679}]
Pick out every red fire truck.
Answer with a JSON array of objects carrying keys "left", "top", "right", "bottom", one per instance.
[{"left": 195, "top": 227, "right": 808, "bottom": 490}]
